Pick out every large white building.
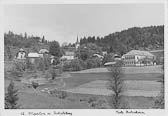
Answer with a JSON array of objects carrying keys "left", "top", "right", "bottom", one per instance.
[
  {"left": 122, "top": 50, "right": 155, "bottom": 66},
  {"left": 61, "top": 36, "right": 80, "bottom": 61},
  {"left": 61, "top": 51, "right": 75, "bottom": 61}
]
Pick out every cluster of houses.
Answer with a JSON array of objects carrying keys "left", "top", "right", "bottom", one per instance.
[
  {"left": 15, "top": 36, "right": 164, "bottom": 67},
  {"left": 16, "top": 48, "right": 52, "bottom": 64}
]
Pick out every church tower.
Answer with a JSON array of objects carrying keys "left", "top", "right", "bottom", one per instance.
[{"left": 75, "top": 35, "right": 80, "bottom": 49}]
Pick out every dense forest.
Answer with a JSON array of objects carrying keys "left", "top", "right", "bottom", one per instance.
[{"left": 80, "top": 25, "right": 164, "bottom": 55}]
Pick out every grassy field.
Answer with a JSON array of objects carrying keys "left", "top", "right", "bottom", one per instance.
[
  {"left": 4, "top": 63, "right": 163, "bottom": 109},
  {"left": 63, "top": 72, "right": 162, "bottom": 89}
]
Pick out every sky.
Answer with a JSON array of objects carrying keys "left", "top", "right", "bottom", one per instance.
[{"left": 4, "top": 4, "right": 164, "bottom": 44}]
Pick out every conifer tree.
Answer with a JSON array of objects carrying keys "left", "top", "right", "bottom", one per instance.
[{"left": 5, "top": 81, "right": 19, "bottom": 109}]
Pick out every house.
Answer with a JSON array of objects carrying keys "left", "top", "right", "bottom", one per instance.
[
  {"left": 122, "top": 50, "right": 155, "bottom": 66},
  {"left": 104, "top": 61, "right": 116, "bottom": 67},
  {"left": 114, "top": 54, "right": 121, "bottom": 61},
  {"left": 61, "top": 36, "right": 79, "bottom": 61},
  {"left": 27, "top": 52, "right": 40, "bottom": 64},
  {"left": 61, "top": 51, "right": 75, "bottom": 61},
  {"left": 150, "top": 49, "right": 164, "bottom": 65},
  {"left": 93, "top": 54, "right": 103, "bottom": 59},
  {"left": 39, "top": 49, "right": 49, "bottom": 58},
  {"left": 16, "top": 48, "right": 26, "bottom": 60},
  {"left": 102, "top": 51, "right": 107, "bottom": 56}
]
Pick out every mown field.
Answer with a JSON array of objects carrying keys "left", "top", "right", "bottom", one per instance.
[
  {"left": 63, "top": 72, "right": 162, "bottom": 89},
  {"left": 4, "top": 61, "right": 163, "bottom": 109}
]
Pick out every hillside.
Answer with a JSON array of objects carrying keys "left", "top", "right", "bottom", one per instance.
[
  {"left": 4, "top": 25, "right": 164, "bottom": 60},
  {"left": 80, "top": 25, "right": 164, "bottom": 55}
]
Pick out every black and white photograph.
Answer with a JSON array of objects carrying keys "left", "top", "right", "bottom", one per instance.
[{"left": 1, "top": 0, "right": 167, "bottom": 114}]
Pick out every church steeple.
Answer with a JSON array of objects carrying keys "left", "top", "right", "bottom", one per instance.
[
  {"left": 75, "top": 35, "right": 80, "bottom": 49},
  {"left": 76, "top": 35, "right": 79, "bottom": 44}
]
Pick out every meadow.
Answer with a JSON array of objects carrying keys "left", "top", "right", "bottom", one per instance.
[{"left": 4, "top": 62, "right": 163, "bottom": 109}]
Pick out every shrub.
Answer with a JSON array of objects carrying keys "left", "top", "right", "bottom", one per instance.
[
  {"left": 70, "top": 60, "right": 83, "bottom": 71},
  {"left": 50, "top": 89, "right": 67, "bottom": 99},
  {"left": 63, "top": 59, "right": 83, "bottom": 71},
  {"left": 26, "top": 59, "right": 36, "bottom": 71},
  {"left": 32, "top": 81, "right": 39, "bottom": 89},
  {"left": 38, "top": 58, "right": 45, "bottom": 72},
  {"left": 45, "top": 71, "right": 51, "bottom": 80},
  {"left": 87, "top": 96, "right": 97, "bottom": 104},
  {"left": 85, "top": 58, "right": 102, "bottom": 69},
  {"left": 57, "top": 91, "right": 67, "bottom": 99},
  {"left": 11, "top": 60, "right": 25, "bottom": 78},
  {"left": 44, "top": 57, "right": 50, "bottom": 70},
  {"left": 102, "top": 53, "right": 115, "bottom": 65},
  {"left": 49, "top": 68, "right": 58, "bottom": 80}
]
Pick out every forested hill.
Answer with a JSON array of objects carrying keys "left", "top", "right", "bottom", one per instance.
[{"left": 80, "top": 25, "right": 164, "bottom": 55}]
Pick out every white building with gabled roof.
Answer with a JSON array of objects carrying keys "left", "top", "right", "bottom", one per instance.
[{"left": 122, "top": 50, "right": 155, "bottom": 66}]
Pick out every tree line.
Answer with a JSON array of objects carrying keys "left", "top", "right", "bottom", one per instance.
[
  {"left": 4, "top": 31, "right": 48, "bottom": 48},
  {"left": 80, "top": 25, "right": 164, "bottom": 56},
  {"left": 4, "top": 25, "right": 164, "bottom": 57}
]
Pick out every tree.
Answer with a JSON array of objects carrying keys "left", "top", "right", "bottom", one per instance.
[
  {"left": 5, "top": 81, "right": 19, "bottom": 109},
  {"left": 154, "top": 65, "right": 164, "bottom": 108},
  {"left": 102, "top": 53, "right": 115, "bottom": 65},
  {"left": 24, "top": 32, "right": 27, "bottom": 39},
  {"left": 49, "top": 41, "right": 61, "bottom": 57},
  {"left": 6, "top": 46, "right": 12, "bottom": 60},
  {"left": 108, "top": 61, "right": 126, "bottom": 109},
  {"left": 42, "top": 36, "right": 45, "bottom": 43},
  {"left": 76, "top": 43, "right": 102, "bottom": 61},
  {"left": 79, "top": 25, "right": 164, "bottom": 55}
]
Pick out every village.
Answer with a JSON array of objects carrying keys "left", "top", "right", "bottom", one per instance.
[
  {"left": 4, "top": 4, "right": 164, "bottom": 110},
  {"left": 4, "top": 34, "right": 164, "bottom": 109}
]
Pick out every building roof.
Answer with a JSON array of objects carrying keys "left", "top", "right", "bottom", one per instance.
[
  {"left": 93, "top": 54, "right": 103, "bottom": 58},
  {"left": 123, "top": 50, "right": 154, "bottom": 57},
  {"left": 104, "top": 62, "right": 116, "bottom": 66},
  {"left": 65, "top": 51, "right": 75, "bottom": 56},
  {"left": 39, "top": 49, "right": 49, "bottom": 54},
  {"left": 63, "top": 47, "right": 76, "bottom": 52},
  {"left": 28, "top": 53, "right": 39, "bottom": 57},
  {"left": 150, "top": 49, "right": 164, "bottom": 53}
]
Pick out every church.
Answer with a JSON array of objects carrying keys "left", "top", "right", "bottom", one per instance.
[{"left": 61, "top": 36, "right": 80, "bottom": 61}]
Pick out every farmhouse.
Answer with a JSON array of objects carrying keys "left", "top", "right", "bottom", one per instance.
[
  {"left": 61, "top": 50, "right": 75, "bottom": 61},
  {"left": 150, "top": 49, "right": 164, "bottom": 65},
  {"left": 39, "top": 49, "right": 49, "bottom": 58},
  {"left": 27, "top": 52, "right": 40, "bottom": 64},
  {"left": 122, "top": 50, "right": 155, "bottom": 66},
  {"left": 16, "top": 48, "right": 26, "bottom": 59},
  {"left": 61, "top": 36, "right": 80, "bottom": 61}
]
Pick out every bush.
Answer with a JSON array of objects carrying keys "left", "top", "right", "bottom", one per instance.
[
  {"left": 38, "top": 58, "right": 45, "bottom": 72},
  {"left": 45, "top": 71, "right": 51, "bottom": 80},
  {"left": 49, "top": 68, "right": 58, "bottom": 80},
  {"left": 57, "top": 91, "right": 67, "bottom": 99},
  {"left": 50, "top": 89, "right": 67, "bottom": 99},
  {"left": 32, "top": 81, "right": 39, "bottom": 89},
  {"left": 85, "top": 58, "right": 102, "bottom": 69},
  {"left": 87, "top": 96, "right": 97, "bottom": 104},
  {"left": 26, "top": 59, "right": 36, "bottom": 71},
  {"left": 44, "top": 57, "right": 50, "bottom": 70},
  {"left": 63, "top": 59, "right": 83, "bottom": 71},
  {"left": 11, "top": 60, "right": 25, "bottom": 78},
  {"left": 102, "top": 53, "right": 115, "bottom": 65}
]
